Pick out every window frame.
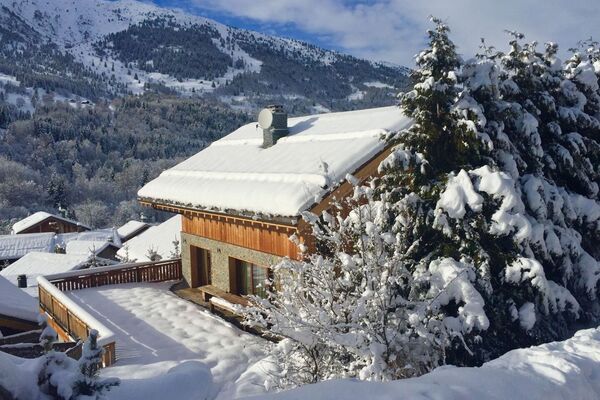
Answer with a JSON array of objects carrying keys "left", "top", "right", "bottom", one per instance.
[{"left": 231, "top": 257, "right": 272, "bottom": 297}]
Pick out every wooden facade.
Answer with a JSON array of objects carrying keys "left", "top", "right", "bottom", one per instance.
[
  {"left": 17, "top": 216, "right": 89, "bottom": 235},
  {"left": 182, "top": 212, "right": 300, "bottom": 260},
  {"left": 0, "top": 314, "right": 38, "bottom": 336}
]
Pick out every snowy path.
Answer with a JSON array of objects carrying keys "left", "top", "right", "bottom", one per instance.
[{"left": 65, "top": 282, "right": 272, "bottom": 400}]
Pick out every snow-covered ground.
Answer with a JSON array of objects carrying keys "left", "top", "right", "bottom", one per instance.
[
  {"left": 64, "top": 282, "right": 272, "bottom": 400},
  {"left": 250, "top": 327, "right": 600, "bottom": 400},
  {"left": 4, "top": 280, "right": 600, "bottom": 399}
]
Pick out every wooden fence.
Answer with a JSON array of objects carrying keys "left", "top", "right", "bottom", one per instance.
[
  {"left": 38, "top": 259, "right": 182, "bottom": 367},
  {"left": 48, "top": 259, "right": 182, "bottom": 292}
]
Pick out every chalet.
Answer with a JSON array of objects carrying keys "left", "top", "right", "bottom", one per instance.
[
  {"left": 138, "top": 105, "right": 411, "bottom": 305},
  {"left": 116, "top": 216, "right": 181, "bottom": 262},
  {"left": 0, "top": 252, "right": 102, "bottom": 296},
  {"left": 12, "top": 211, "right": 91, "bottom": 235},
  {"left": 0, "top": 276, "right": 39, "bottom": 335},
  {"left": 0, "top": 232, "right": 56, "bottom": 266},
  {"left": 0, "top": 228, "right": 121, "bottom": 266},
  {"left": 117, "top": 220, "right": 151, "bottom": 243},
  {"left": 65, "top": 240, "right": 121, "bottom": 261}
]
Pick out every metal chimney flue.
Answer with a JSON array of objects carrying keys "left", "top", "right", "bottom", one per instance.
[{"left": 258, "top": 105, "right": 288, "bottom": 148}]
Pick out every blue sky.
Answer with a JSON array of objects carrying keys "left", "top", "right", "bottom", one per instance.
[{"left": 148, "top": 0, "right": 599, "bottom": 66}]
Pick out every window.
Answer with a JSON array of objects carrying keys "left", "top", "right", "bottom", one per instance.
[{"left": 233, "top": 258, "right": 270, "bottom": 298}]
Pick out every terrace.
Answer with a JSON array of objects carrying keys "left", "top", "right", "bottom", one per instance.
[{"left": 37, "top": 259, "right": 271, "bottom": 399}]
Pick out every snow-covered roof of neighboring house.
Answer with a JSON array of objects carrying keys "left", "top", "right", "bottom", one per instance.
[
  {"left": 139, "top": 106, "right": 412, "bottom": 217},
  {"left": 0, "top": 233, "right": 56, "bottom": 261},
  {"left": 57, "top": 228, "right": 121, "bottom": 247},
  {"left": 12, "top": 211, "right": 91, "bottom": 234},
  {"left": 65, "top": 240, "right": 119, "bottom": 256},
  {"left": 0, "top": 276, "right": 38, "bottom": 322},
  {"left": 0, "top": 252, "right": 91, "bottom": 291},
  {"left": 117, "top": 216, "right": 181, "bottom": 262},
  {"left": 117, "top": 220, "right": 150, "bottom": 241}
]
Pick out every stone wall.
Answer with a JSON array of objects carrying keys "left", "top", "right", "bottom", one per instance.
[{"left": 181, "top": 232, "right": 283, "bottom": 291}]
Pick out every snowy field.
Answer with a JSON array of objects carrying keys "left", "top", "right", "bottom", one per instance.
[{"left": 64, "top": 282, "right": 272, "bottom": 400}]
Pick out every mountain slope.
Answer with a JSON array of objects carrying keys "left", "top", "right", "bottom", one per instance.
[{"left": 0, "top": 0, "right": 409, "bottom": 113}]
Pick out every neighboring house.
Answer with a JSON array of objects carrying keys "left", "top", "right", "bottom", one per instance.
[
  {"left": 117, "top": 220, "right": 151, "bottom": 243},
  {"left": 0, "top": 233, "right": 57, "bottom": 266},
  {"left": 0, "top": 229, "right": 121, "bottom": 266},
  {"left": 12, "top": 211, "right": 91, "bottom": 235},
  {"left": 0, "top": 276, "right": 38, "bottom": 336},
  {"left": 65, "top": 240, "right": 121, "bottom": 261},
  {"left": 138, "top": 105, "right": 411, "bottom": 302},
  {"left": 116, "top": 216, "right": 181, "bottom": 262},
  {"left": 0, "top": 252, "right": 98, "bottom": 297},
  {"left": 57, "top": 228, "right": 122, "bottom": 247}
]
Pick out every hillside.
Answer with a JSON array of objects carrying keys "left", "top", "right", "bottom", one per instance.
[{"left": 0, "top": 0, "right": 409, "bottom": 114}]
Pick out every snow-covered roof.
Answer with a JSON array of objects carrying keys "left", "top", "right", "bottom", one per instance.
[
  {"left": 12, "top": 211, "right": 90, "bottom": 234},
  {"left": 139, "top": 106, "right": 412, "bottom": 217},
  {"left": 117, "top": 216, "right": 181, "bottom": 262},
  {"left": 57, "top": 228, "right": 121, "bottom": 247},
  {"left": 117, "top": 220, "right": 150, "bottom": 240},
  {"left": 0, "top": 233, "right": 56, "bottom": 261},
  {"left": 65, "top": 240, "right": 118, "bottom": 256},
  {"left": 0, "top": 252, "right": 91, "bottom": 289},
  {"left": 0, "top": 276, "right": 38, "bottom": 322}
]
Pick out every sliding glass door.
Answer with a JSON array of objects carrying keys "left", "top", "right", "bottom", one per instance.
[{"left": 232, "top": 258, "right": 269, "bottom": 298}]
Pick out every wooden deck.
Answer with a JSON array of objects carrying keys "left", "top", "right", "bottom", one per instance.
[
  {"left": 39, "top": 259, "right": 182, "bottom": 367},
  {"left": 171, "top": 284, "right": 271, "bottom": 338}
]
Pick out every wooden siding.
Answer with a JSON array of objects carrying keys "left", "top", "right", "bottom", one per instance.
[
  {"left": 18, "top": 217, "right": 89, "bottom": 235},
  {"left": 182, "top": 213, "right": 300, "bottom": 259},
  {"left": 0, "top": 314, "right": 38, "bottom": 334}
]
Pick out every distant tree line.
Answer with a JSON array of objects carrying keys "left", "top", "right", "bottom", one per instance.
[{"left": 0, "top": 93, "right": 250, "bottom": 233}]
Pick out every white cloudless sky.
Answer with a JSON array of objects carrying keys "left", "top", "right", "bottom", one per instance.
[{"left": 184, "top": 0, "right": 600, "bottom": 66}]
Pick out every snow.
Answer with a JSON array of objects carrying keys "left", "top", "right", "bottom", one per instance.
[
  {"left": 0, "top": 232, "right": 56, "bottom": 261},
  {"left": 428, "top": 258, "right": 489, "bottom": 334},
  {"left": 435, "top": 169, "right": 483, "bottom": 219},
  {"left": 249, "top": 326, "right": 600, "bottom": 400},
  {"left": 117, "top": 220, "right": 150, "bottom": 241},
  {"left": 58, "top": 228, "right": 122, "bottom": 247},
  {"left": 0, "top": 275, "right": 39, "bottom": 322},
  {"left": 0, "top": 72, "right": 19, "bottom": 86},
  {"left": 363, "top": 81, "right": 394, "bottom": 89},
  {"left": 12, "top": 211, "right": 90, "bottom": 234},
  {"left": 0, "top": 252, "right": 91, "bottom": 293},
  {"left": 65, "top": 240, "right": 117, "bottom": 256},
  {"left": 139, "top": 106, "right": 412, "bottom": 217},
  {"left": 116, "top": 216, "right": 181, "bottom": 262},
  {"left": 63, "top": 282, "right": 271, "bottom": 399},
  {"left": 518, "top": 302, "right": 536, "bottom": 331}
]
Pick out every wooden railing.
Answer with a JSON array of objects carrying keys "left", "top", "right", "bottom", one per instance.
[
  {"left": 37, "top": 259, "right": 182, "bottom": 367},
  {"left": 47, "top": 259, "right": 182, "bottom": 292}
]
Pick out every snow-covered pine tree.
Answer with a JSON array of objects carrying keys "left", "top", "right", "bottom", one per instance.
[
  {"left": 458, "top": 32, "right": 599, "bottom": 354},
  {"left": 36, "top": 317, "right": 119, "bottom": 399},
  {"left": 74, "top": 329, "right": 120, "bottom": 398},
  {"left": 379, "top": 17, "right": 512, "bottom": 364}
]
